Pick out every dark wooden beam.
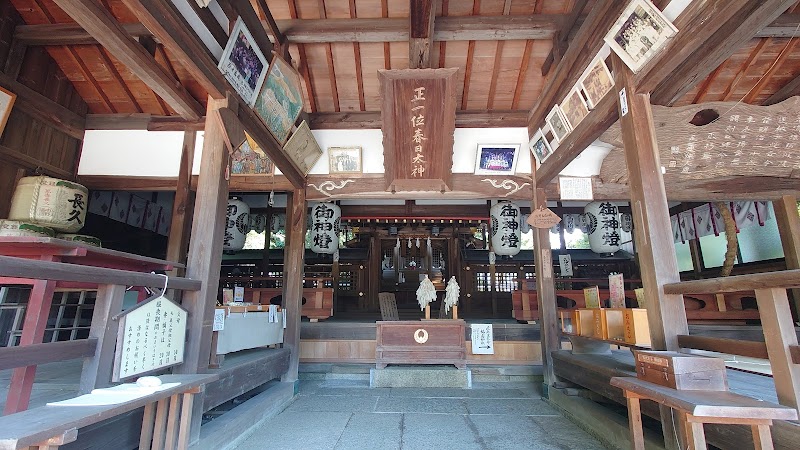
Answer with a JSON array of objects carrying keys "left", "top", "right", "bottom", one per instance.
[
  {"left": 51, "top": 0, "right": 204, "bottom": 120},
  {"left": 308, "top": 110, "right": 528, "bottom": 129},
  {"left": 409, "top": 0, "right": 437, "bottom": 69},
  {"left": 254, "top": 0, "right": 287, "bottom": 55},
  {"left": 756, "top": 12, "right": 800, "bottom": 37},
  {"left": 541, "top": 0, "right": 588, "bottom": 76},
  {"left": 85, "top": 113, "right": 204, "bottom": 131},
  {"left": 0, "top": 339, "right": 97, "bottom": 371},
  {"left": 3, "top": 37, "right": 27, "bottom": 80},
  {"left": 282, "top": 188, "right": 307, "bottom": 382},
  {"left": 14, "top": 22, "right": 151, "bottom": 45},
  {"left": 0, "top": 71, "right": 85, "bottom": 140},
  {"left": 185, "top": 0, "right": 229, "bottom": 48},
  {"left": 228, "top": 0, "right": 274, "bottom": 62},
  {"left": 165, "top": 131, "right": 196, "bottom": 270},
  {"left": 764, "top": 74, "right": 800, "bottom": 105},
  {"left": 0, "top": 143, "right": 74, "bottom": 180}
]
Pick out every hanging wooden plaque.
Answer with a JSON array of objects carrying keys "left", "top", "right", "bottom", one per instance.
[
  {"left": 527, "top": 207, "right": 562, "bottom": 229},
  {"left": 379, "top": 68, "right": 458, "bottom": 192}
]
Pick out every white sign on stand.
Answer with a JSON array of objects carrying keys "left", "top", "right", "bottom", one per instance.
[
  {"left": 213, "top": 309, "right": 226, "bottom": 331},
  {"left": 470, "top": 324, "right": 494, "bottom": 355},
  {"left": 113, "top": 295, "right": 188, "bottom": 381}
]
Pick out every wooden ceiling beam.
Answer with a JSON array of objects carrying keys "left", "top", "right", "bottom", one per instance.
[
  {"left": 541, "top": 0, "right": 588, "bottom": 76},
  {"left": 14, "top": 22, "right": 151, "bottom": 46},
  {"left": 409, "top": 0, "right": 437, "bottom": 69},
  {"left": 0, "top": 71, "right": 85, "bottom": 139},
  {"left": 85, "top": 113, "right": 204, "bottom": 131},
  {"left": 51, "top": 0, "right": 204, "bottom": 120},
  {"left": 756, "top": 12, "right": 800, "bottom": 37},
  {"left": 228, "top": 0, "right": 274, "bottom": 61},
  {"left": 308, "top": 110, "right": 528, "bottom": 129},
  {"left": 120, "top": 0, "right": 305, "bottom": 188}
]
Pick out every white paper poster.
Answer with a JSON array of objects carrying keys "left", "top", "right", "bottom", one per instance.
[
  {"left": 559, "top": 254, "right": 573, "bottom": 277},
  {"left": 213, "top": 308, "right": 225, "bottom": 331},
  {"left": 470, "top": 324, "right": 494, "bottom": 355}
]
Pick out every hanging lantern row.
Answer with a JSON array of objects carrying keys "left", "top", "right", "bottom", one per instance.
[{"left": 310, "top": 202, "right": 340, "bottom": 255}]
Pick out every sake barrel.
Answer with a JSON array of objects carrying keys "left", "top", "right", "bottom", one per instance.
[
  {"left": 57, "top": 234, "right": 102, "bottom": 247},
  {"left": 9, "top": 176, "right": 88, "bottom": 233},
  {"left": 0, "top": 220, "right": 55, "bottom": 238}
]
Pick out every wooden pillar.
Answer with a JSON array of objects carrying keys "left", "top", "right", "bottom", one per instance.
[
  {"left": 755, "top": 287, "right": 800, "bottom": 411},
  {"left": 176, "top": 96, "right": 232, "bottom": 374},
  {"left": 166, "top": 130, "right": 196, "bottom": 275},
  {"left": 772, "top": 195, "right": 800, "bottom": 318},
  {"left": 79, "top": 284, "right": 126, "bottom": 393},
  {"left": 532, "top": 187, "right": 559, "bottom": 389},
  {"left": 259, "top": 205, "right": 273, "bottom": 279},
  {"left": 282, "top": 188, "right": 307, "bottom": 382},
  {"left": 369, "top": 235, "right": 380, "bottom": 310},
  {"left": 612, "top": 54, "right": 688, "bottom": 351},
  {"left": 613, "top": 53, "right": 687, "bottom": 450}
]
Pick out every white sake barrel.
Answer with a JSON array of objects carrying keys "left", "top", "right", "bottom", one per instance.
[
  {"left": 9, "top": 176, "right": 88, "bottom": 233},
  {"left": 0, "top": 220, "right": 55, "bottom": 238},
  {"left": 57, "top": 234, "right": 102, "bottom": 247},
  {"left": 223, "top": 198, "right": 250, "bottom": 252}
]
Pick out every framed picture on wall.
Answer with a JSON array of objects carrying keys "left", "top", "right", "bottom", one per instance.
[
  {"left": 579, "top": 57, "right": 615, "bottom": 109},
  {"left": 218, "top": 17, "right": 269, "bottom": 106},
  {"left": 546, "top": 105, "right": 572, "bottom": 143},
  {"left": 560, "top": 87, "right": 590, "bottom": 129},
  {"left": 254, "top": 54, "right": 304, "bottom": 145},
  {"left": 529, "top": 129, "right": 553, "bottom": 166},
  {"left": 604, "top": 0, "right": 678, "bottom": 73},
  {"left": 0, "top": 86, "right": 16, "bottom": 138},
  {"left": 328, "top": 146, "right": 362, "bottom": 174},
  {"left": 474, "top": 144, "right": 520, "bottom": 175}
]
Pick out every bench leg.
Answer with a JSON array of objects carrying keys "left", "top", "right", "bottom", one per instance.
[
  {"left": 176, "top": 392, "right": 195, "bottom": 450},
  {"left": 164, "top": 394, "right": 181, "bottom": 450},
  {"left": 626, "top": 396, "right": 645, "bottom": 450},
  {"left": 139, "top": 401, "right": 157, "bottom": 450},
  {"left": 683, "top": 414, "right": 706, "bottom": 450},
  {"left": 151, "top": 398, "right": 169, "bottom": 450},
  {"left": 752, "top": 424, "right": 774, "bottom": 450}
]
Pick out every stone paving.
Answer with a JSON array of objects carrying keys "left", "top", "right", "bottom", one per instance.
[{"left": 232, "top": 379, "right": 609, "bottom": 450}]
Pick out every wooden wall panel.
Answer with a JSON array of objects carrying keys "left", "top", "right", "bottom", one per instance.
[{"left": 0, "top": 0, "right": 87, "bottom": 218}]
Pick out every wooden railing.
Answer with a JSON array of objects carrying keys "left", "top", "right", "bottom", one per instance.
[
  {"left": 0, "top": 255, "right": 201, "bottom": 413},
  {"left": 664, "top": 269, "right": 800, "bottom": 412}
]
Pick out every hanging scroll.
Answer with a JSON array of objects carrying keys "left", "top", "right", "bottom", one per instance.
[{"left": 379, "top": 68, "right": 458, "bottom": 192}]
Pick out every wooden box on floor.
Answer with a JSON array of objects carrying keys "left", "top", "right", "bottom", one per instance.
[
  {"left": 559, "top": 310, "right": 579, "bottom": 335},
  {"left": 623, "top": 308, "right": 651, "bottom": 346}
]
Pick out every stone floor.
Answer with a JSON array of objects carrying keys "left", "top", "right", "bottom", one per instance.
[{"left": 231, "top": 379, "right": 609, "bottom": 450}]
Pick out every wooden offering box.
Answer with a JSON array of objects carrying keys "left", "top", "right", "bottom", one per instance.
[
  {"left": 559, "top": 310, "right": 579, "bottom": 335},
  {"left": 634, "top": 350, "right": 728, "bottom": 391},
  {"left": 623, "top": 308, "right": 650, "bottom": 346},
  {"left": 602, "top": 309, "right": 626, "bottom": 342},
  {"left": 576, "top": 309, "right": 597, "bottom": 338},
  {"left": 376, "top": 320, "right": 466, "bottom": 369}
]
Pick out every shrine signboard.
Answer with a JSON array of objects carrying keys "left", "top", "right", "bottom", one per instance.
[{"left": 379, "top": 68, "right": 458, "bottom": 192}]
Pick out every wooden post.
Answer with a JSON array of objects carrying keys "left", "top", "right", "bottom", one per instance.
[
  {"left": 532, "top": 187, "right": 559, "bottom": 390},
  {"left": 165, "top": 130, "right": 196, "bottom": 276},
  {"left": 176, "top": 95, "right": 232, "bottom": 374},
  {"left": 369, "top": 235, "right": 380, "bottom": 311},
  {"left": 755, "top": 287, "right": 800, "bottom": 411},
  {"left": 282, "top": 188, "right": 307, "bottom": 382},
  {"left": 772, "top": 195, "right": 800, "bottom": 319},
  {"left": 79, "top": 284, "right": 126, "bottom": 393},
  {"left": 259, "top": 204, "right": 273, "bottom": 280},
  {"left": 613, "top": 53, "right": 688, "bottom": 450}
]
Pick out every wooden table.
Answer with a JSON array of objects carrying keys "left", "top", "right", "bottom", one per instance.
[
  {"left": 0, "top": 374, "right": 217, "bottom": 450},
  {"left": 611, "top": 376, "right": 798, "bottom": 450},
  {"left": 0, "top": 237, "right": 182, "bottom": 414}
]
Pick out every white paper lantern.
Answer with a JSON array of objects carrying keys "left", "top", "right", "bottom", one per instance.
[
  {"left": 584, "top": 201, "right": 621, "bottom": 254},
  {"left": 250, "top": 214, "right": 267, "bottom": 233},
  {"left": 224, "top": 197, "right": 250, "bottom": 251},
  {"left": 310, "top": 202, "right": 340, "bottom": 254},
  {"left": 270, "top": 213, "right": 286, "bottom": 232},
  {"left": 490, "top": 201, "right": 521, "bottom": 256}
]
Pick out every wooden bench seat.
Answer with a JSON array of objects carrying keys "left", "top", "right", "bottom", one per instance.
[{"left": 0, "top": 374, "right": 217, "bottom": 450}]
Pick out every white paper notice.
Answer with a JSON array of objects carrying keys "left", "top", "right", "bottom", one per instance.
[
  {"left": 213, "top": 308, "right": 225, "bottom": 331},
  {"left": 470, "top": 324, "right": 494, "bottom": 355},
  {"left": 559, "top": 254, "right": 573, "bottom": 277},
  {"left": 268, "top": 304, "right": 277, "bottom": 323},
  {"left": 558, "top": 176, "right": 593, "bottom": 200}
]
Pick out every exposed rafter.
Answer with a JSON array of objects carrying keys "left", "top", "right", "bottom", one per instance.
[
  {"left": 409, "top": 0, "right": 437, "bottom": 69},
  {"left": 0, "top": 71, "right": 85, "bottom": 139},
  {"left": 51, "top": 0, "right": 204, "bottom": 120},
  {"left": 541, "top": 0, "right": 588, "bottom": 76}
]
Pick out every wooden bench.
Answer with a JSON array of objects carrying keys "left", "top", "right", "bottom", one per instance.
[
  {"left": 0, "top": 374, "right": 217, "bottom": 450},
  {"left": 611, "top": 376, "right": 798, "bottom": 450}
]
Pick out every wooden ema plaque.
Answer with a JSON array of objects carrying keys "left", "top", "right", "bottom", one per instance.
[
  {"left": 379, "top": 68, "right": 457, "bottom": 193},
  {"left": 375, "top": 320, "right": 466, "bottom": 369}
]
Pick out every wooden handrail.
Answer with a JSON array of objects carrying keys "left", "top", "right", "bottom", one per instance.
[
  {"left": 664, "top": 269, "right": 800, "bottom": 295},
  {"left": 0, "top": 339, "right": 97, "bottom": 370},
  {"left": 0, "top": 255, "right": 201, "bottom": 291},
  {"left": 677, "top": 335, "right": 769, "bottom": 360}
]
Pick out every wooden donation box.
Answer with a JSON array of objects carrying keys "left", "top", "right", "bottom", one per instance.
[
  {"left": 376, "top": 320, "right": 466, "bottom": 369},
  {"left": 634, "top": 351, "right": 727, "bottom": 391}
]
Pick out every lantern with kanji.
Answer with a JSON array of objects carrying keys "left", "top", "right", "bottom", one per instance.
[
  {"left": 310, "top": 202, "right": 340, "bottom": 254},
  {"left": 584, "top": 201, "right": 621, "bottom": 254},
  {"left": 490, "top": 201, "right": 521, "bottom": 256},
  {"left": 223, "top": 197, "right": 250, "bottom": 252}
]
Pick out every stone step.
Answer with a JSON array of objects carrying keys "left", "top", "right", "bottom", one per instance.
[{"left": 370, "top": 366, "right": 472, "bottom": 388}]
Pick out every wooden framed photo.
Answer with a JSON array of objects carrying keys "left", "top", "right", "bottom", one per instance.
[
  {"left": 328, "top": 146, "right": 362, "bottom": 174},
  {"left": 529, "top": 129, "right": 553, "bottom": 166},
  {"left": 0, "top": 86, "right": 16, "bottom": 138},
  {"left": 560, "top": 87, "right": 589, "bottom": 129},
  {"left": 546, "top": 105, "right": 571, "bottom": 143},
  {"left": 604, "top": 0, "right": 678, "bottom": 73},
  {"left": 474, "top": 144, "right": 520, "bottom": 175},
  {"left": 218, "top": 17, "right": 269, "bottom": 106},
  {"left": 232, "top": 133, "right": 274, "bottom": 175},
  {"left": 283, "top": 120, "right": 322, "bottom": 175},
  {"left": 579, "top": 57, "right": 614, "bottom": 109},
  {"left": 254, "top": 53, "right": 304, "bottom": 145}
]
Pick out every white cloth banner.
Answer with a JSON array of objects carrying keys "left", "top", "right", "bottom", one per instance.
[
  {"left": 679, "top": 210, "right": 696, "bottom": 241},
  {"left": 692, "top": 203, "right": 713, "bottom": 238},
  {"left": 470, "top": 324, "right": 494, "bottom": 355},
  {"left": 671, "top": 216, "right": 682, "bottom": 243}
]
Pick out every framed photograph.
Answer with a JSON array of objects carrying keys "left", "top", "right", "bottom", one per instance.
[
  {"left": 328, "top": 146, "right": 362, "bottom": 174},
  {"left": 254, "top": 54, "right": 304, "bottom": 145},
  {"left": 579, "top": 57, "right": 614, "bottom": 109},
  {"left": 0, "top": 86, "right": 16, "bottom": 138},
  {"left": 546, "top": 105, "right": 571, "bottom": 143},
  {"left": 474, "top": 144, "right": 520, "bottom": 175},
  {"left": 283, "top": 120, "right": 323, "bottom": 175},
  {"left": 560, "top": 87, "right": 589, "bottom": 129},
  {"left": 218, "top": 17, "right": 269, "bottom": 106},
  {"left": 232, "top": 133, "right": 274, "bottom": 175},
  {"left": 529, "top": 129, "right": 553, "bottom": 166},
  {"left": 604, "top": 0, "right": 678, "bottom": 73}
]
